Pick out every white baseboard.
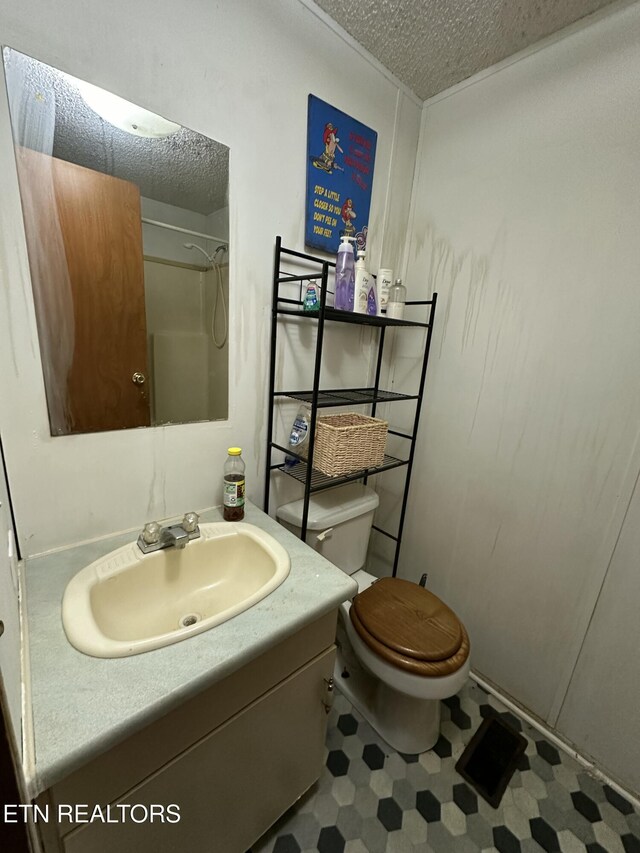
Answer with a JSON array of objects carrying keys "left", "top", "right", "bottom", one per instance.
[{"left": 470, "top": 670, "right": 640, "bottom": 812}]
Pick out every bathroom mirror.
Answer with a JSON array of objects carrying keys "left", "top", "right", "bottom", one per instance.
[{"left": 3, "top": 47, "right": 230, "bottom": 435}]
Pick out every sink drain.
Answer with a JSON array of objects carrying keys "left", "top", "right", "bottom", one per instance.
[{"left": 179, "top": 613, "right": 200, "bottom": 629}]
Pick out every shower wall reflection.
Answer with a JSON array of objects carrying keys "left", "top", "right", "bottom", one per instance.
[
  {"left": 141, "top": 197, "right": 229, "bottom": 426},
  {"left": 143, "top": 254, "right": 229, "bottom": 424}
]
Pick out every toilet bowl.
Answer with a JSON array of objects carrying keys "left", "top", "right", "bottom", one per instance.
[{"left": 277, "top": 484, "right": 470, "bottom": 754}]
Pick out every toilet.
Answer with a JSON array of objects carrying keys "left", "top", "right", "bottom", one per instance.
[{"left": 276, "top": 484, "right": 470, "bottom": 754}]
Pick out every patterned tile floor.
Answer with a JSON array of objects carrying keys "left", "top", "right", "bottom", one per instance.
[{"left": 250, "top": 680, "right": 640, "bottom": 853}]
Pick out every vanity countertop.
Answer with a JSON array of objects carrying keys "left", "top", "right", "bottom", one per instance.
[{"left": 24, "top": 501, "right": 357, "bottom": 795}]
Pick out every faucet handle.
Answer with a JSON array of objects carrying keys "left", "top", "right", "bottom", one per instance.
[
  {"left": 141, "top": 521, "right": 162, "bottom": 545},
  {"left": 182, "top": 512, "right": 200, "bottom": 534}
]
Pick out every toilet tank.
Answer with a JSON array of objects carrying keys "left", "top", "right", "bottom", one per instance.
[{"left": 276, "top": 484, "right": 379, "bottom": 575}]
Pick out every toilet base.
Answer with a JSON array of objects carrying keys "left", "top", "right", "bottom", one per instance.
[{"left": 334, "top": 645, "right": 441, "bottom": 755}]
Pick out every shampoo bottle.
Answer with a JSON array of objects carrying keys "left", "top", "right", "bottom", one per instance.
[
  {"left": 376, "top": 268, "right": 393, "bottom": 315},
  {"left": 354, "top": 251, "right": 371, "bottom": 314},
  {"left": 334, "top": 236, "right": 355, "bottom": 311}
]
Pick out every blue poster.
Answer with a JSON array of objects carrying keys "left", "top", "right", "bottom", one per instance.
[{"left": 305, "top": 95, "right": 377, "bottom": 255}]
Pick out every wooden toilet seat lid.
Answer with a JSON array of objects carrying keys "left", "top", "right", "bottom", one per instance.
[
  {"left": 351, "top": 577, "right": 463, "bottom": 662},
  {"left": 350, "top": 606, "right": 470, "bottom": 677}
]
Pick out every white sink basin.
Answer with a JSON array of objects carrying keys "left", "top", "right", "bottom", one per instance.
[{"left": 62, "top": 522, "right": 290, "bottom": 658}]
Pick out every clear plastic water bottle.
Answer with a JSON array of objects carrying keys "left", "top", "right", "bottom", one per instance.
[
  {"left": 386, "top": 279, "right": 407, "bottom": 320},
  {"left": 223, "top": 447, "right": 245, "bottom": 521},
  {"left": 334, "top": 235, "right": 355, "bottom": 311}
]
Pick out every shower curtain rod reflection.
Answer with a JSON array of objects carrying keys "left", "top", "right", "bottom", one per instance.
[
  {"left": 143, "top": 254, "right": 210, "bottom": 272},
  {"left": 141, "top": 217, "right": 227, "bottom": 246}
]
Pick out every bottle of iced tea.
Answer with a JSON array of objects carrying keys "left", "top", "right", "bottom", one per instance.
[{"left": 223, "top": 447, "right": 245, "bottom": 521}]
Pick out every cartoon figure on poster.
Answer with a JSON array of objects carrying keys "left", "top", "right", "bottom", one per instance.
[
  {"left": 341, "top": 198, "right": 356, "bottom": 236},
  {"left": 305, "top": 95, "right": 377, "bottom": 254},
  {"left": 312, "top": 123, "right": 344, "bottom": 174}
]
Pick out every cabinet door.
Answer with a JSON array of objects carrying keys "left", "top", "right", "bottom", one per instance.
[{"left": 63, "top": 647, "right": 335, "bottom": 853}]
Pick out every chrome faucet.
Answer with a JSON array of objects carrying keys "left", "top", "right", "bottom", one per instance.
[
  {"left": 160, "top": 524, "right": 190, "bottom": 550},
  {"left": 137, "top": 512, "right": 200, "bottom": 554}
]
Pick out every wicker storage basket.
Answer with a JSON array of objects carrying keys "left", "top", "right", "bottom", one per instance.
[{"left": 312, "top": 412, "right": 388, "bottom": 477}]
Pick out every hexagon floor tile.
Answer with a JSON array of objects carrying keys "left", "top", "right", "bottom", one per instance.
[{"left": 248, "top": 681, "right": 639, "bottom": 853}]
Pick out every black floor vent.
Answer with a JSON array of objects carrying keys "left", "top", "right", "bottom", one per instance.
[{"left": 455, "top": 713, "right": 528, "bottom": 808}]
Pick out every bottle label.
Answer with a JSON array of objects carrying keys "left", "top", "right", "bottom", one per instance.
[
  {"left": 386, "top": 302, "right": 404, "bottom": 320},
  {"left": 367, "top": 285, "right": 378, "bottom": 316},
  {"left": 224, "top": 478, "right": 245, "bottom": 507},
  {"left": 289, "top": 416, "right": 308, "bottom": 446},
  {"left": 377, "top": 271, "right": 393, "bottom": 310},
  {"left": 303, "top": 283, "right": 319, "bottom": 311}
]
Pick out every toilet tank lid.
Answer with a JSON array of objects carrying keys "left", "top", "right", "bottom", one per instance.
[{"left": 276, "top": 484, "right": 379, "bottom": 530}]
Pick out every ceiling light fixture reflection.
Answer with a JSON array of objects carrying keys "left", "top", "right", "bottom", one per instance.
[{"left": 66, "top": 74, "right": 181, "bottom": 139}]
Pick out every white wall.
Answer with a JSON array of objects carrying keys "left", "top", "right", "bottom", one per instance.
[
  {"left": 0, "top": 0, "right": 421, "bottom": 555},
  {"left": 398, "top": 2, "right": 640, "bottom": 791},
  {"left": 557, "top": 467, "right": 640, "bottom": 792}
]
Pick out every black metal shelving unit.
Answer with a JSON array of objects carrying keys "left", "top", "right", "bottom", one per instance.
[{"left": 264, "top": 236, "right": 437, "bottom": 576}]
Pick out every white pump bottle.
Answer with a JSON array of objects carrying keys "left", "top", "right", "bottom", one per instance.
[{"left": 354, "top": 251, "right": 371, "bottom": 314}]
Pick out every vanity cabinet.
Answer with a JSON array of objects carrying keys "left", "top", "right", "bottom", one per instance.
[{"left": 35, "top": 612, "right": 337, "bottom": 853}]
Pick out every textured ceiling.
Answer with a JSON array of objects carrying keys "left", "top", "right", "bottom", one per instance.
[
  {"left": 313, "top": 0, "right": 619, "bottom": 100},
  {"left": 9, "top": 53, "right": 228, "bottom": 215}
]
